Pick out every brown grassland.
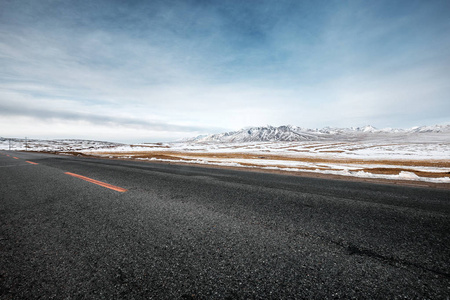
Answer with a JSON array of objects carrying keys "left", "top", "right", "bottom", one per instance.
[
  {"left": 51, "top": 150, "right": 450, "bottom": 189},
  {"left": 86, "top": 151, "right": 450, "bottom": 179}
]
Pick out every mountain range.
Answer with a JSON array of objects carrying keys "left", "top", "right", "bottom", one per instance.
[{"left": 186, "top": 124, "right": 450, "bottom": 143}]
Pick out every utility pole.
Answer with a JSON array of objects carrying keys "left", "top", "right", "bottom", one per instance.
[
  {"left": 9, "top": 139, "right": 11, "bottom": 151},
  {"left": 25, "top": 137, "right": 28, "bottom": 151}
]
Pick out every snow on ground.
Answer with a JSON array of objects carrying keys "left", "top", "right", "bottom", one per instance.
[
  {"left": 86, "top": 141, "right": 450, "bottom": 183},
  {"left": 1, "top": 138, "right": 449, "bottom": 183},
  {"left": 0, "top": 138, "right": 122, "bottom": 151},
  {"left": 134, "top": 156, "right": 450, "bottom": 183},
  {"left": 87, "top": 141, "right": 450, "bottom": 161}
]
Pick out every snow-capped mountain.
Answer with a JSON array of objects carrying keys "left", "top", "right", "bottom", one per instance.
[
  {"left": 187, "top": 124, "right": 450, "bottom": 143},
  {"left": 192, "top": 125, "right": 318, "bottom": 143}
]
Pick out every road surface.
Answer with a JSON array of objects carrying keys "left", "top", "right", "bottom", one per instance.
[{"left": 1, "top": 151, "right": 449, "bottom": 299}]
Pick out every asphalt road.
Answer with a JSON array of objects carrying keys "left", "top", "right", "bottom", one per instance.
[{"left": 1, "top": 150, "right": 449, "bottom": 299}]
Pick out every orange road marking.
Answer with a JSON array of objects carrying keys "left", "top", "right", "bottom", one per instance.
[
  {"left": 13, "top": 157, "right": 19, "bottom": 159},
  {"left": 26, "top": 161, "right": 39, "bottom": 165},
  {"left": 64, "top": 172, "right": 128, "bottom": 192}
]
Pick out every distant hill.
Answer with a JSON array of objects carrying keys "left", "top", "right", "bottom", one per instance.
[
  {"left": 184, "top": 124, "right": 450, "bottom": 143},
  {"left": 0, "top": 138, "right": 123, "bottom": 151}
]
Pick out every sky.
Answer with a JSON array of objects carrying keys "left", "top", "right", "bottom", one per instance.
[{"left": 1, "top": 0, "right": 449, "bottom": 143}]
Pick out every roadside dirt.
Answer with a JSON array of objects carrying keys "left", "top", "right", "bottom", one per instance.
[
  {"left": 47, "top": 150, "right": 450, "bottom": 190},
  {"left": 88, "top": 151, "right": 450, "bottom": 168}
]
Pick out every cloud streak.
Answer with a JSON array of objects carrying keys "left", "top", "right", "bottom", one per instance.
[{"left": 0, "top": 101, "right": 220, "bottom": 133}]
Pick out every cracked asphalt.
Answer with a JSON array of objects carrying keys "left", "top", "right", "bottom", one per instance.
[{"left": 1, "top": 151, "right": 449, "bottom": 299}]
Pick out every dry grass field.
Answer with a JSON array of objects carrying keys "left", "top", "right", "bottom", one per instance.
[{"left": 81, "top": 141, "right": 450, "bottom": 187}]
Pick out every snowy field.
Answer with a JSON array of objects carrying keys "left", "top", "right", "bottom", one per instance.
[
  {"left": 1, "top": 137, "right": 449, "bottom": 184},
  {"left": 89, "top": 141, "right": 450, "bottom": 184},
  {"left": 0, "top": 138, "right": 122, "bottom": 152}
]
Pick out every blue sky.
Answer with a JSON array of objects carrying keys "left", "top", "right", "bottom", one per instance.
[{"left": 1, "top": 0, "right": 449, "bottom": 142}]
